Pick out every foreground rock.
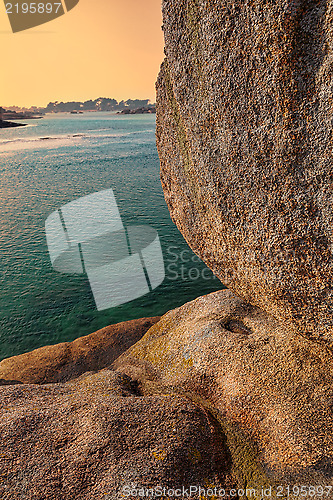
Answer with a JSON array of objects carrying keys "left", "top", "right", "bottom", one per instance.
[
  {"left": 0, "top": 369, "right": 237, "bottom": 500},
  {"left": 2, "top": 291, "right": 333, "bottom": 495},
  {"left": 156, "top": 0, "right": 333, "bottom": 347},
  {"left": 114, "top": 290, "right": 333, "bottom": 487},
  {"left": 0, "top": 317, "right": 160, "bottom": 385}
]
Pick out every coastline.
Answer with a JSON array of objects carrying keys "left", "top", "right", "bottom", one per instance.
[{"left": 0, "top": 120, "right": 27, "bottom": 128}]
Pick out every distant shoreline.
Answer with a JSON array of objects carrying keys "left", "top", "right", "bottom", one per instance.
[
  {"left": 117, "top": 106, "right": 156, "bottom": 115},
  {"left": 0, "top": 120, "right": 27, "bottom": 129},
  {"left": 2, "top": 98, "right": 156, "bottom": 116}
]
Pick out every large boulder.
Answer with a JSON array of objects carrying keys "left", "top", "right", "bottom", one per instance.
[
  {"left": 156, "top": 0, "right": 333, "bottom": 347},
  {"left": 0, "top": 317, "right": 160, "bottom": 385},
  {"left": 114, "top": 290, "right": 333, "bottom": 487}
]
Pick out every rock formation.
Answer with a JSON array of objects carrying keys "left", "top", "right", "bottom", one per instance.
[
  {"left": 0, "top": 315, "right": 239, "bottom": 500},
  {"left": 0, "top": 369, "right": 237, "bottom": 499},
  {"left": 156, "top": 0, "right": 333, "bottom": 347},
  {"left": 0, "top": 317, "right": 160, "bottom": 385},
  {"left": 3, "top": 0, "right": 333, "bottom": 496},
  {"left": 2, "top": 292, "right": 333, "bottom": 496},
  {"left": 0, "top": 120, "right": 26, "bottom": 128},
  {"left": 114, "top": 290, "right": 333, "bottom": 488}
]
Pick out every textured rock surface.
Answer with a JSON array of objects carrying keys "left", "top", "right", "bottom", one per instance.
[
  {"left": 0, "top": 369, "right": 237, "bottom": 500},
  {"left": 114, "top": 290, "right": 333, "bottom": 486},
  {"left": 2, "top": 291, "right": 333, "bottom": 494},
  {"left": 0, "top": 317, "right": 160, "bottom": 385},
  {"left": 156, "top": 0, "right": 333, "bottom": 347}
]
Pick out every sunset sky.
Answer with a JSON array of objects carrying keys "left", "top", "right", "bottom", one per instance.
[{"left": 0, "top": 0, "right": 164, "bottom": 107}]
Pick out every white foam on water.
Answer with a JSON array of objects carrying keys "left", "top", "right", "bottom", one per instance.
[
  {"left": 0, "top": 126, "right": 155, "bottom": 155},
  {"left": 0, "top": 134, "right": 85, "bottom": 154}
]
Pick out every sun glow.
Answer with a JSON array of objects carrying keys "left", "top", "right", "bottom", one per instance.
[{"left": 0, "top": 0, "right": 164, "bottom": 107}]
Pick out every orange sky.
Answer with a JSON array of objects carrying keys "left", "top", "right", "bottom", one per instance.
[{"left": 0, "top": 0, "right": 164, "bottom": 107}]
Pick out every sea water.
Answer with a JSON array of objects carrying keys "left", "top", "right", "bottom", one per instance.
[{"left": 0, "top": 112, "right": 223, "bottom": 361}]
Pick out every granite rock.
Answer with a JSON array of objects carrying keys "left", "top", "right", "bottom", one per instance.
[
  {"left": 0, "top": 368, "right": 237, "bottom": 500},
  {"left": 0, "top": 317, "right": 160, "bottom": 385},
  {"left": 114, "top": 290, "right": 333, "bottom": 487},
  {"left": 156, "top": 0, "right": 333, "bottom": 347}
]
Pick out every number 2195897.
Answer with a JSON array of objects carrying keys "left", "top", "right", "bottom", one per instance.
[{"left": 5, "top": 3, "right": 62, "bottom": 14}]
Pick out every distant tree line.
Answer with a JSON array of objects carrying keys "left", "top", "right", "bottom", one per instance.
[{"left": 44, "top": 98, "right": 154, "bottom": 113}]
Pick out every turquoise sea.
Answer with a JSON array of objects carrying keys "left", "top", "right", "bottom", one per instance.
[{"left": 0, "top": 112, "right": 223, "bottom": 361}]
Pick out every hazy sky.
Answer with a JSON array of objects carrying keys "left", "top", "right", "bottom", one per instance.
[{"left": 0, "top": 0, "right": 164, "bottom": 107}]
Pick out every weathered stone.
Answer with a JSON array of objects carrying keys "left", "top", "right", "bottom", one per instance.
[
  {"left": 0, "top": 317, "right": 160, "bottom": 385},
  {"left": 114, "top": 290, "right": 333, "bottom": 487},
  {"left": 0, "top": 368, "right": 237, "bottom": 500},
  {"left": 156, "top": 0, "right": 333, "bottom": 346}
]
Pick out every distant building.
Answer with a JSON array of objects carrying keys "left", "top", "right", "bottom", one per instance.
[{"left": 0, "top": 107, "right": 3, "bottom": 121}]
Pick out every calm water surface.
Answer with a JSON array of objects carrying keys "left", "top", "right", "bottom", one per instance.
[{"left": 0, "top": 112, "right": 223, "bottom": 361}]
